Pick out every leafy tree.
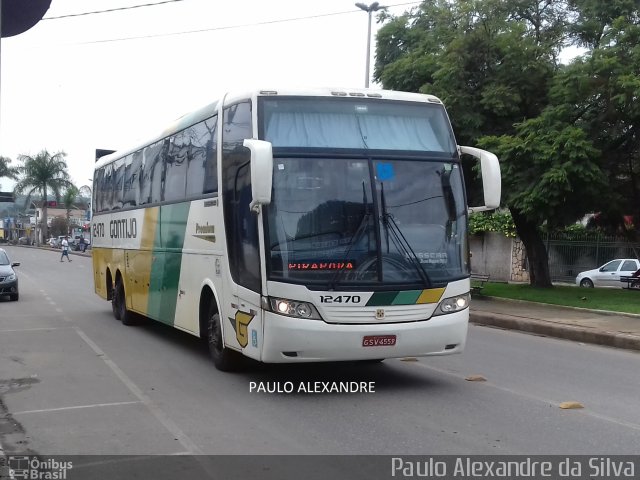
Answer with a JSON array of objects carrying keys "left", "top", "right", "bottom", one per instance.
[
  {"left": 50, "top": 216, "right": 68, "bottom": 238},
  {"left": 557, "top": 2, "right": 640, "bottom": 238},
  {"left": 375, "top": 0, "right": 640, "bottom": 286},
  {"left": 479, "top": 117, "right": 604, "bottom": 285},
  {"left": 13, "top": 150, "right": 72, "bottom": 242}
]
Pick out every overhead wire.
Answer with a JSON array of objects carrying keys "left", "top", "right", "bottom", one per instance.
[
  {"left": 41, "top": 1, "right": 421, "bottom": 45},
  {"left": 43, "top": 0, "right": 187, "bottom": 20}
]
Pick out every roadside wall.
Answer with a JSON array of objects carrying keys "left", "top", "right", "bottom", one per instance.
[{"left": 469, "top": 232, "right": 512, "bottom": 281}]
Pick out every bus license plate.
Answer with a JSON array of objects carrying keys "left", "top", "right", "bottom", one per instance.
[{"left": 362, "top": 335, "right": 396, "bottom": 347}]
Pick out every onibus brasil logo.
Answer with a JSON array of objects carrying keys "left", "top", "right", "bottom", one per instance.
[{"left": 6, "top": 456, "right": 72, "bottom": 480}]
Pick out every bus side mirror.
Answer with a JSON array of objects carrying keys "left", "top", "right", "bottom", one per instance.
[
  {"left": 243, "top": 139, "right": 273, "bottom": 213},
  {"left": 459, "top": 146, "right": 501, "bottom": 213}
]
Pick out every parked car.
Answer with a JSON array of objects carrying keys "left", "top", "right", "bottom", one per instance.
[
  {"left": 0, "top": 248, "right": 20, "bottom": 301},
  {"left": 48, "top": 237, "right": 60, "bottom": 248},
  {"left": 576, "top": 258, "right": 640, "bottom": 288},
  {"left": 18, "top": 236, "right": 32, "bottom": 245}
]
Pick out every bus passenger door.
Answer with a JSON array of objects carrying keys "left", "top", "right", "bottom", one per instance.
[
  {"left": 226, "top": 159, "right": 264, "bottom": 362},
  {"left": 221, "top": 101, "right": 264, "bottom": 361}
]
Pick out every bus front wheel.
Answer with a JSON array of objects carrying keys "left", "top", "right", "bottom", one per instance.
[{"left": 207, "top": 308, "right": 241, "bottom": 371}]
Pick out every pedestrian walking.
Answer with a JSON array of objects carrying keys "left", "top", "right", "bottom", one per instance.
[{"left": 60, "top": 236, "right": 72, "bottom": 262}]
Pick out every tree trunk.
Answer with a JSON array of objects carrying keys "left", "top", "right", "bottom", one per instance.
[
  {"left": 510, "top": 207, "right": 553, "bottom": 288},
  {"left": 42, "top": 186, "right": 48, "bottom": 243}
]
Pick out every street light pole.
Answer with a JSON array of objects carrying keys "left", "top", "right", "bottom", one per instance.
[{"left": 355, "top": 2, "right": 385, "bottom": 88}]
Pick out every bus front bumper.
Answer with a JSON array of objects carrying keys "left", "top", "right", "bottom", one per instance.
[{"left": 260, "top": 309, "right": 468, "bottom": 363}]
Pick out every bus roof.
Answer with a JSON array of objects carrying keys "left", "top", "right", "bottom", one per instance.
[{"left": 94, "top": 87, "right": 444, "bottom": 169}]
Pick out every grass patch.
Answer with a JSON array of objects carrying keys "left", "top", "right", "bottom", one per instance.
[{"left": 480, "top": 282, "right": 640, "bottom": 315}]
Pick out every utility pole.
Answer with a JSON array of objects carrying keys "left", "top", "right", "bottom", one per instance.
[{"left": 355, "top": 2, "right": 386, "bottom": 88}]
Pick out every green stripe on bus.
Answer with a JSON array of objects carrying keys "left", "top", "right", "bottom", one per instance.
[
  {"left": 392, "top": 290, "right": 423, "bottom": 305},
  {"left": 366, "top": 289, "right": 444, "bottom": 306},
  {"left": 366, "top": 291, "right": 399, "bottom": 306},
  {"left": 147, "top": 202, "right": 191, "bottom": 325}
]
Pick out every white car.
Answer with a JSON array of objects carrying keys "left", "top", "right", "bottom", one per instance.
[{"left": 576, "top": 258, "right": 640, "bottom": 288}]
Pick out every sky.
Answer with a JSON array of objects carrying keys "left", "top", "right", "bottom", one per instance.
[{"left": 0, "top": 0, "right": 418, "bottom": 190}]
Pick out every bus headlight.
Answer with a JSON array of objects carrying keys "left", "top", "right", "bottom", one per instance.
[
  {"left": 434, "top": 293, "right": 470, "bottom": 316},
  {"left": 269, "top": 297, "right": 321, "bottom": 320}
]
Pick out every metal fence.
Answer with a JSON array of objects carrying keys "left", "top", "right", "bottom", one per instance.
[{"left": 545, "top": 233, "right": 640, "bottom": 283}]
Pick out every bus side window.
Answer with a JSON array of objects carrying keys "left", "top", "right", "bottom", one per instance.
[
  {"left": 122, "top": 154, "right": 137, "bottom": 208},
  {"left": 102, "top": 164, "right": 114, "bottom": 211},
  {"left": 203, "top": 116, "right": 218, "bottom": 194},
  {"left": 94, "top": 168, "right": 105, "bottom": 213},
  {"left": 112, "top": 158, "right": 125, "bottom": 210},
  {"left": 186, "top": 115, "right": 218, "bottom": 197},
  {"left": 142, "top": 141, "right": 163, "bottom": 205},
  {"left": 163, "top": 133, "right": 187, "bottom": 203}
]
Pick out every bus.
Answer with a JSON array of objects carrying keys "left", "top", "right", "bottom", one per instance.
[{"left": 91, "top": 87, "right": 500, "bottom": 371}]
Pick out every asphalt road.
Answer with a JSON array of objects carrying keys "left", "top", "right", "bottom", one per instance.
[{"left": 1, "top": 245, "right": 639, "bottom": 458}]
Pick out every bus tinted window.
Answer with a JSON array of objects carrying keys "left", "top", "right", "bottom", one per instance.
[
  {"left": 164, "top": 132, "right": 188, "bottom": 202},
  {"left": 141, "top": 141, "right": 164, "bottom": 205},
  {"left": 186, "top": 115, "right": 218, "bottom": 197},
  {"left": 122, "top": 155, "right": 138, "bottom": 208},
  {"left": 93, "top": 111, "right": 221, "bottom": 212}
]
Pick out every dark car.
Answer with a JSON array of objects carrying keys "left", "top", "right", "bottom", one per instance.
[{"left": 0, "top": 248, "right": 20, "bottom": 301}]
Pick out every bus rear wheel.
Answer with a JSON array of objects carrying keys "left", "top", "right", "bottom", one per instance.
[
  {"left": 112, "top": 278, "right": 136, "bottom": 325},
  {"left": 207, "top": 308, "right": 241, "bottom": 371}
]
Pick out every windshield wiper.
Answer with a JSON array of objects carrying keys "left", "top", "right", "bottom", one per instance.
[
  {"left": 380, "top": 182, "right": 432, "bottom": 288},
  {"left": 440, "top": 166, "right": 457, "bottom": 239},
  {"left": 328, "top": 182, "right": 372, "bottom": 290}
]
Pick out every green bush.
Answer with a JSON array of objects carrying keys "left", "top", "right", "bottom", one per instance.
[{"left": 469, "top": 211, "right": 517, "bottom": 237}]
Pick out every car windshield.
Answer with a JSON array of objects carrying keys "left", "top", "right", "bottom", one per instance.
[
  {"left": 265, "top": 157, "right": 468, "bottom": 288},
  {"left": 0, "top": 251, "right": 9, "bottom": 265},
  {"left": 601, "top": 261, "right": 621, "bottom": 272}
]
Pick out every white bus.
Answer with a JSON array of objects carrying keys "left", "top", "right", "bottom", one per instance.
[{"left": 91, "top": 87, "right": 500, "bottom": 371}]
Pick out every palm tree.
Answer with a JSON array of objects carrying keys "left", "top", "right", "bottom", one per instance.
[
  {"left": 62, "top": 185, "right": 80, "bottom": 234},
  {"left": 13, "top": 150, "right": 72, "bottom": 243},
  {"left": 0, "top": 156, "right": 18, "bottom": 188}
]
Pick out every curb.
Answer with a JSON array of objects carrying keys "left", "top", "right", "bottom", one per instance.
[
  {"left": 470, "top": 311, "right": 640, "bottom": 352},
  {"left": 11, "top": 245, "right": 91, "bottom": 258},
  {"left": 477, "top": 295, "right": 640, "bottom": 319}
]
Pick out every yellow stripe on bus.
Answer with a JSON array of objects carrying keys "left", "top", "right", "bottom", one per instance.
[
  {"left": 128, "top": 207, "right": 159, "bottom": 315},
  {"left": 416, "top": 288, "right": 446, "bottom": 304}
]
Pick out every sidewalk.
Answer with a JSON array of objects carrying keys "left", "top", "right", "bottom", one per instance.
[{"left": 470, "top": 296, "right": 640, "bottom": 352}]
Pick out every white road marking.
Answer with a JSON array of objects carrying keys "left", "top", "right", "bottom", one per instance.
[
  {"left": 0, "top": 327, "right": 69, "bottom": 333},
  {"left": 12, "top": 401, "right": 142, "bottom": 416},
  {"left": 72, "top": 326, "right": 204, "bottom": 455}
]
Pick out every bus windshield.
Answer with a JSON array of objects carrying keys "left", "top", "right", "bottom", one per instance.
[
  {"left": 261, "top": 97, "right": 457, "bottom": 154},
  {"left": 265, "top": 157, "right": 469, "bottom": 288}
]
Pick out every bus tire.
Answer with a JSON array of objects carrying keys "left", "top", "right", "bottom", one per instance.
[
  {"left": 112, "top": 283, "right": 122, "bottom": 320},
  {"left": 207, "top": 308, "right": 240, "bottom": 371},
  {"left": 113, "top": 278, "right": 136, "bottom": 326}
]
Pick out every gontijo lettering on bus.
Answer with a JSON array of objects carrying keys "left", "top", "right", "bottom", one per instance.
[{"left": 91, "top": 219, "right": 138, "bottom": 238}]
